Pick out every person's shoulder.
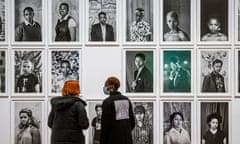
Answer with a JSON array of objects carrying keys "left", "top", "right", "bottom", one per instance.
[
  {"left": 201, "top": 33, "right": 210, "bottom": 40},
  {"left": 106, "top": 23, "right": 113, "bottom": 28},
  {"left": 218, "top": 33, "right": 227, "bottom": 40},
  {"left": 16, "top": 22, "right": 25, "bottom": 29},
  {"left": 92, "top": 23, "right": 100, "bottom": 27}
]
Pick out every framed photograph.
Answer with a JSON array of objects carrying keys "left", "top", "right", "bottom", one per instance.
[
  {"left": 236, "top": 0, "right": 240, "bottom": 43},
  {"left": 0, "top": 0, "right": 7, "bottom": 43},
  {"left": 49, "top": 0, "right": 81, "bottom": 45},
  {"left": 123, "top": 49, "right": 155, "bottom": 96},
  {"left": 87, "top": 0, "right": 119, "bottom": 44},
  {"left": 12, "top": 49, "right": 44, "bottom": 96},
  {"left": 87, "top": 101, "right": 103, "bottom": 144},
  {"left": 12, "top": 0, "right": 44, "bottom": 44},
  {"left": 0, "top": 50, "right": 6, "bottom": 95},
  {"left": 49, "top": 49, "right": 81, "bottom": 96},
  {"left": 11, "top": 100, "right": 44, "bottom": 144},
  {"left": 199, "top": 101, "right": 229, "bottom": 144},
  {"left": 123, "top": 0, "right": 156, "bottom": 44},
  {"left": 197, "top": 0, "right": 231, "bottom": 44},
  {"left": 236, "top": 49, "right": 240, "bottom": 96},
  {"left": 197, "top": 49, "right": 232, "bottom": 96},
  {"left": 161, "top": 49, "right": 193, "bottom": 96},
  {"left": 160, "top": 0, "right": 193, "bottom": 44},
  {"left": 132, "top": 101, "right": 155, "bottom": 144},
  {"left": 162, "top": 101, "right": 193, "bottom": 144}
]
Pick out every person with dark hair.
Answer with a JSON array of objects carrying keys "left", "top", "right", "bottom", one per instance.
[
  {"left": 15, "top": 7, "right": 42, "bottom": 41},
  {"left": 131, "top": 53, "right": 153, "bottom": 92},
  {"left": 202, "top": 113, "right": 226, "bottom": 144},
  {"left": 201, "top": 17, "right": 227, "bottom": 41},
  {"left": 202, "top": 59, "right": 225, "bottom": 92},
  {"left": 132, "top": 105, "right": 153, "bottom": 144},
  {"left": 52, "top": 60, "right": 77, "bottom": 93},
  {"left": 16, "top": 108, "right": 41, "bottom": 144},
  {"left": 90, "top": 11, "right": 114, "bottom": 41},
  {"left": 165, "top": 56, "right": 191, "bottom": 92},
  {"left": 164, "top": 112, "right": 190, "bottom": 144},
  {"left": 48, "top": 80, "right": 89, "bottom": 144},
  {"left": 100, "top": 76, "right": 135, "bottom": 144},
  {"left": 55, "top": 2, "right": 77, "bottom": 41},
  {"left": 91, "top": 104, "right": 102, "bottom": 144},
  {"left": 129, "top": 8, "right": 152, "bottom": 41},
  {"left": 163, "top": 11, "right": 189, "bottom": 41},
  {"left": 16, "top": 60, "right": 40, "bottom": 93}
]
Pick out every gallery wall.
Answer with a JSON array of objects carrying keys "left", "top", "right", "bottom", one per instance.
[{"left": 0, "top": 0, "right": 240, "bottom": 144}]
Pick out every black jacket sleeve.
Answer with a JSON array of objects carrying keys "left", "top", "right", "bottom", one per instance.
[
  {"left": 128, "top": 101, "right": 135, "bottom": 130},
  {"left": 76, "top": 102, "right": 89, "bottom": 130},
  {"left": 100, "top": 100, "right": 112, "bottom": 144},
  {"left": 47, "top": 109, "right": 54, "bottom": 129}
]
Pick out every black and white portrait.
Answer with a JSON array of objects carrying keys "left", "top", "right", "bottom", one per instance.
[
  {"left": 201, "top": 102, "right": 229, "bottom": 144},
  {"left": 163, "top": 50, "right": 191, "bottom": 93},
  {"left": 14, "top": 50, "right": 43, "bottom": 93},
  {"left": 238, "top": 0, "right": 240, "bottom": 41},
  {"left": 0, "top": 0, "right": 5, "bottom": 41},
  {"left": 126, "top": 0, "right": 153, "bottom": 42},
  {"left": 51, "top": 50, "right": 80, "bottom": 93},
  {"left": 163, "top": 0, "right": 190, "bottom": 41},
  {"left": 14, "top": 0, "right": 42, "bottom": 42},
  {"left": 0, "top": 50, "right": 5, "bottom": 93},
  {"left": 200, "top": 0, "right": 228, "bottom": 41},
  {"left": 88, "top": 101, "right": 103, "bottom": 144},
  {"left": 89, "top": 0, "right": 116, "bottom": 42},
  {"left": 132, "top": 102, "right": 153, "bottom": 144},
  {"left": 163, "top": 102, "right": 191, "bottom": 144},
  {"left": 13, "top": 101, "right": 43, "bottom": 144},
  {"left": 125, "top": 51, "right": 153, "bottom": 93},
  {"left": 51, "top": 0, "right": 79, "bottom": 42},
  {"left": 238, "top": 51, "right": 240, "bottom": 93},
  {"left": 200, "top": 50, "right": 228, "bottom": 93}
]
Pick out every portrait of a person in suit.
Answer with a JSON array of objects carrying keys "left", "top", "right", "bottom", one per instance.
[
  {"left": 131, "top": 53, "right": 153, "bottom": 92},
  {"left": 201, "top": 59, "right": 225, "bottom": 92},
  {"left": 90, "top": 11, "right": 114, "bottom": 41}
]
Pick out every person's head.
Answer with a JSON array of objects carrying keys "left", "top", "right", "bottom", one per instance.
[
  {"left": 166, "top": 11, "right": 179, "bottom": 30},
  {"left": 208, "top": 17, "right": 221, "bottom": 33},
  {"left": 135, "top": 8, "right": 144, "bottom": 22},
  {"left": 62, "top": 80, "right": 80, "bottom": 97},
  {"left": 169, "top": 56, "right": 180, "bottom": 71},
  {"left": 59, "top": 3, "right": 69, "bottom": 18},
  {"left": 212, "top": 59, "right": 223, "bottom": 73},
  {"left": 19, "top": 108, "right": 32, "bottom": 127},
  {"left": 134, "top": 105, "right": 145, "bottom": 122},
  {"left": 207, "top": 113, "right": 222, "bottom": 130},
  {"left": 169, "top": 112, "right": 184, "bottom": 129},
  {"left": 98, "top": 11, "right": 107, "bottom": 25},
  {"left": 135, "top": 53, "right": 146, "bottom": 69},
  {"left": 104, "top": 76, "right": 120, "bottom": 94},
  {"left": 22, "top": 60, "right": 33, "bottom": 75},
  {"left": 95, "top": 104, "right": 102, "bottom": 117},
  {"left": 61, "top": 60, "right": 71, "bottom": 76},
  {"left": 23, "top": 7, "right": 34, "bottom": 24}
]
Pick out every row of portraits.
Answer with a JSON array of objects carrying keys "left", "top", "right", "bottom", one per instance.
[
  {"left": 12, "top": 101, "right": 230, "bottom": 144},
  {"left": 0, "top": 49, "right": 238, "bottom": 96},
  {"left": 0, "top": 0, "right": 240, "bottom": 43}
]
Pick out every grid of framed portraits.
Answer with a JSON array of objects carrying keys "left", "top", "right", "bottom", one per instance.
[{"left": 1, "top": 0, "right": 240, "bottom": 144}]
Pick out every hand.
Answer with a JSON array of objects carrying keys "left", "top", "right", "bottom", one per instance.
[{"left": 131, "top": 80, "right": 137, "bottom": 91}]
